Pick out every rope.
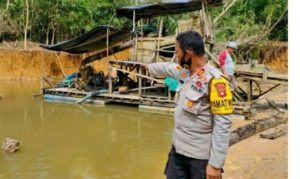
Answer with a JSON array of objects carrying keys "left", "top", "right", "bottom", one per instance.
[{"left": 54, "top": 52, "right": 66, "bottom": 77}]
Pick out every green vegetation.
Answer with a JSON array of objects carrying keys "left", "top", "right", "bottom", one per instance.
[
  {"left": 0, "top": 0, "right": 287, "bottom": 45},
  {"left": 211, "top": 0, "right": 288, "bottom": 42}
]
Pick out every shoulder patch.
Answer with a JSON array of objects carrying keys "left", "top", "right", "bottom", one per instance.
[{"left": 209, "top": 76, "right": 233, "bottom": 114}]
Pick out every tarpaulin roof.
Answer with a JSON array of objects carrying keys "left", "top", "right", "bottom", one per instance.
[
  {"left": 116, "top": 0, "right": 223, "bottom": 20},
  {"left": 40, "top": 25, "right": 131, "bottom": 54}
]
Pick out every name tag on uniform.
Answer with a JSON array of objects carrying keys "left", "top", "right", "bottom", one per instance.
[{"left": 191, "top": 84, "right": 204, "bottom": 93}]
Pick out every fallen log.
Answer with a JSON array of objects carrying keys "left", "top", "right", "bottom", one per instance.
[
  {"left": 252, "top": 98, "right": 287, "bottom": 113},
  {"left": 260, "top": 123, "right": 288, "bottom": 140},
  {"left": 229, "top": 113, "right": 287, "bottom": 146}
]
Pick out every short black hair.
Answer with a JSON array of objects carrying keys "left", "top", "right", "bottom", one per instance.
[{"left": 176, "top": 31, "right": 205, "bottom": 56}]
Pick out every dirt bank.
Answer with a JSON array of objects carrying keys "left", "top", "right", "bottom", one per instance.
[
  {"left": 259, "top": 42, "right": 288, "bottom": 74},
  {"left": 0, "top": 40, "right": 287, "bottom": 82},
  {"left": 0, "top": 47, "right": 130, "bottom": 80}
]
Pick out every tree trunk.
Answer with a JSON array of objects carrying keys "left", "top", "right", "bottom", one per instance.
[
  {"left": 51, "top": 28, "right": 55, "bottom": 45},
  {"left": 260, "top": 124, "right": 287, "bottom": 139},
  {"left": 23, "top": 0, "right": 29, "bottom": 49},
  {"left": 6, "top": 0, "right": 10, "bottom": 10},
  {"left": 229, "top": 113, "right": 287, "bottom": 146},
  {"left": 29, "top": 0, "right": 34, "bottom": 40},
  {"left": 46, "top": 27, "right": 49, "bottom": 45}
]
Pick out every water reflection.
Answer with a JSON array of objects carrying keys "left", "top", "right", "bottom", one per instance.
[{"left": 0, "top": 81, "right": 173, "bottom": 179}]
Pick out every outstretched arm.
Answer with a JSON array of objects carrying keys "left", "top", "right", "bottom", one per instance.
[{"left": 144, "top": 62, "right": 181, "bottom": 80}]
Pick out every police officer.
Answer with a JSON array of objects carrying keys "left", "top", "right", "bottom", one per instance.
[{"left": 144, "top": 31, "right": 233, "bottom": 179}]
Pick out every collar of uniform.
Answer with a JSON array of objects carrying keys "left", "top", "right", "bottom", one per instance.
[{"left": 192, "top": 63, "right": 210, "bottom": 80}]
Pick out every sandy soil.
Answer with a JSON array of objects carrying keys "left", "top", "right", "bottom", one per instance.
[
  {"left": 224, "top": 84, "right": 288, "bottom": 179},
  {"left": 224, "top": 131, "right": 287, "bottom": 179}
]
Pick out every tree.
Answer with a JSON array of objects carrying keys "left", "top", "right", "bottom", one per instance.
[{"left": 23, "top": 0, "right": 29, "bottom": 49}]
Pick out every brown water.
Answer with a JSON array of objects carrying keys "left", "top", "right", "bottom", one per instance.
[{"left": 0, "top": 81, "right": 174, "bottom": 179}]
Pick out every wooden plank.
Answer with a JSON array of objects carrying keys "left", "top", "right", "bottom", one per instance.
[
  {"left": 110, "top": 60, "right": 146, "bottom": 65},
  {"left": 115, "top": 86, "right": 164, "bottom": 94},
  {"left": 99, "top": 93, "right": 141, "bottom": 100},
  {"left": 45, "top": 88, "right": 89, "bottom": 95},
  {"left": 137, "top": 47, "right": 174, "bottom": 53},
  {"left": 112, "top": 67, "right": 164, "bottom": 84},
  {"left": 44, "top": 94, "right": 105, "bottom": 106}
]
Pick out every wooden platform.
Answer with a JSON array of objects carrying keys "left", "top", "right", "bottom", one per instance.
[{"left": 43, "top": 87, "right": 175, "bottom": 108}]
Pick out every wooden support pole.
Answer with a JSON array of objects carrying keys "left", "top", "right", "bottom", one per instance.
[
  {"left": 205, "top": 47, "right": 219, "bottom": 67},
  {"left": 40, "top": 50, "right": 45, "bottom": 92},
  {"left": 138, "top": 65, "right": 142, "bottom": 96},
  {"left": 108, "top": 62, "right": 113, "bottom": 94},
  {"left": 106, "top": 26, "right": 110, "bottom": 59},
  {"left": 168, "top": 89, "right": 172, "bottom": 100},
  {"left": 156, "top": 19, "right": 164, "bottom": 62},
  {"left": 172, "top": 28, "right": 179, "bottom": 63},
  {"left": 246, "top": 79, "right": 251, "bottom": 103}
]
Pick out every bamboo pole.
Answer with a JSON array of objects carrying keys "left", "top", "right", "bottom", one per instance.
[
  {"left": 156, "top": 19, "right": 164, "bottom": 62},
  {"left": 213, "top": 0, "right": 239, "bottom": 24}
]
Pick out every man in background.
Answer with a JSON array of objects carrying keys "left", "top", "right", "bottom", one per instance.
[{"left": 218, "top": 41, "right": 237, "bottom": 90}]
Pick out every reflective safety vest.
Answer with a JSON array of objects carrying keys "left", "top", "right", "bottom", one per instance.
[{"left": 209, "top": 76, "right": 234, "bottom": 114}]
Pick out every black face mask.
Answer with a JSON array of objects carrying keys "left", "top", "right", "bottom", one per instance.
[{"left": 180, "top": 52, "right": 191, "bottom": 69}]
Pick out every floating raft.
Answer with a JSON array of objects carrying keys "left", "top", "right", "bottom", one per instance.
[{"left": 43, "top": 87, "right": 175, "bottom": 108}]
